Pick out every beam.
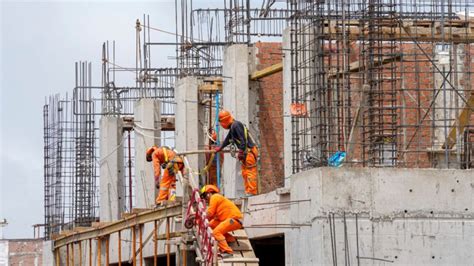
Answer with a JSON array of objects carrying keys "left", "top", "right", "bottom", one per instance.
[
  {"left": 53, "top": 203, "right": 182, "bottom": 249},
  {"left": 123, "top": 116, "right": 175, "bottom": 131},
  {"left": 328, "top": 54, "right": 402, "bottom": 79},
  {"left": 250, "top": 62, "right": 283, "bottom": 80},
  {"left": 323, "top": 20, "right": 474, "bottom": 43},
  {"left": 443, "top": 93, "right": 474, "bottom": 149}
]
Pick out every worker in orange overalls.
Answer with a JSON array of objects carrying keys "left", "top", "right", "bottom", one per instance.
[
  {"left": 214, "top": 110, "right": 259, "bottom": 196},
  {"left": 205, "top": 131, "right": 224, "bottom": 186},
  {"left": 146, "top": 146, "right": 184, "bottom": 204},
  {"left": 200, "top": 184, "right": 243, "bottom": 258}
]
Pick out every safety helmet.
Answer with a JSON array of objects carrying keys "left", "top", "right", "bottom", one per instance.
[
  {"left": 200, "top": 184, "right": 219, "bottom": 198},
  {"left": 218, "top": 110, "right": 234, "bottom": 129},
  {"left": 146, "top": 146, "right": 157, "bottom": 162}
]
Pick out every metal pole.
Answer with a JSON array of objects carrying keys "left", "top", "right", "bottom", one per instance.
[
  {"left": 66, "top": 244, "right": 70, "bottom": 266},
  {"left": 166, "top": 217, "right": 170, "bottom": 266},
  {"left": 128, "top": 131, "right": 133, "bottom": 210},
  {"left": 71, "top": 243, "right": 75, "bottom": 266},
  {"left": 79, "top": 241, "right": 82, "bottom": 266},
  {"left": 154, "top": 220, "right": 158, "bottom": 266},
  {"left": 106, "top": 236, "right": 110, "bottom": 266},
  {"left": 55, "top": 248, "right": 60, "bottom": 266},
  {"left": 132, "top": 226, "right": 137, "bottom": 266},
  {"left": 98, "top": 237, "right": 102, "bottom": 266},
  {"left": 118, "top": 231, "right": 122, "bottom": 266},
  {"left": 89, "top": 239, "right": 92, "bottom": 266},
  {"left": 139, "top": 225, "right": 143, "bottom": 266}
]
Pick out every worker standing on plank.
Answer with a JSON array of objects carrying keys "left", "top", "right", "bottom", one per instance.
[
  {"left": 214, "top": 110, "right": 259, "bottom": 196},
  {"left": 146, "top": 146, "right": 184, "bottom": 204},
  {"left": 200, "top": 184, "right": 242, "bottom": 258},
  {"left": 205, "top": 131, "right": 224, "bottom": 186}
]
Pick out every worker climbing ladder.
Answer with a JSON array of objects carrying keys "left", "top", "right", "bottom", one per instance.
[{"left": 179, "top": 151, "right": 259, "bottom": 265}]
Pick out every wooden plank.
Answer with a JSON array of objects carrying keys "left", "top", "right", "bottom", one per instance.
[
  {"left": 231, "top": 230, "right": 247, "bottom": 238},
  {"left": 221, "top": 258, "right": 260, "bottom": 263},
  {"left": 250, "top": 62, "right": 283, "bottom": 80},
  {"left": 229, "top": 245, "right": 253, "bottom": 252},
  {"left": 328, "top": 55, "right": 402, "bottom": 79},
  {"left": 241, "top": 251, "right": 257, "bottom": 258},
  {"left": 323, "top": 20, "right": 474, "bottom": 43}
]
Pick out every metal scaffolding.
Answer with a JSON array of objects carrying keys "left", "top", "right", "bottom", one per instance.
[{"left": 290, "top": 0, "right": 474, "bottom": 172}]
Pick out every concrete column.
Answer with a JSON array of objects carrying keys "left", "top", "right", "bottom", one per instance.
[
  {"left": 175, "top": 76, "right": 204, "bottom": 176},
  {"left": 134, "top": 99, "right": 161, "bottom": 208},
  {"left": 282, "top": 27, "right": 293, "bottom": 185},
  {"left": 99, "top": 116, "right": 124, "bottom": 221},
  {"left": 222, "top": 44, "right": 257, "bottom": 198}
]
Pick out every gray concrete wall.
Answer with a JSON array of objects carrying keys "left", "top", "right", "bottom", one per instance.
[
  {"left": 134, "top": 99, "right": 161, "bottom": 208},
  {"left": 287, "top": 167, "right": 474, "bottom": 265},
  {"left": 244, "top": 188, "right": 290, "bottom": 239},
  {"left": 222, "top": 44, "right": 254, "bottom": 198},
  {"left": 99, "top": 116, "right": 125, "bottom": 221}
]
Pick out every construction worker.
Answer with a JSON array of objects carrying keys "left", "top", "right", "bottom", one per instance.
[
  {"left": 146, "top": 146, "right": 184, "bottom": 204},
  {"left": 200, "top": 185, "right": 243, "bottom": 258},
  {"left": 205, "top": 131, "right": 224, "bottom": 186},
  {"left": 214, "top": 110, "right": 259, "bottom": 196}
]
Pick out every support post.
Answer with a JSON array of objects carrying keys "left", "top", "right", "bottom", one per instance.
[
  {"left": 99, "top": 116, "right": 125, "bottom": 221},
  {"left": 222, "top": 44, "right": 257, "bottom": 198},
  {"left": 134, "top": 99, "right": 161, "bottom": 208},
  {"left": 282, "top": 27, "right": 293, "bottom": 183}
]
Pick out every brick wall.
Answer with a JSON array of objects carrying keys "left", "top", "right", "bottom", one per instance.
[
  {"left": 255, "top": 42, "right": 285, "bottom": 193},
  {"left": 8, "top": 239, "right": 43, "bottom": 266}
]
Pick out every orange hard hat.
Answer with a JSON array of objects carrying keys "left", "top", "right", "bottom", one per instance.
[
  {"left": 146, "top": 146, "right": 157, "bottom": 162},
  {"left": 218, "top": 110, "right": 234, "bottom": 129},
  {"left": 200, "top": 184, "right": 219, "bottom": 196}
]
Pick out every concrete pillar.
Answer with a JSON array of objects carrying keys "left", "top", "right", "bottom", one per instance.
[
  {"left": 134, "top": 99, "right": 161, "bottom": 208},
  {"left": 175, "top": 76, "right": 204, "bottom": 181},
  {"left": 282, "top": 27, "right": 293, "bottom": 185},
  {"left": 99, "top": 116, "right": 124, "bottom": 221},
  {"left": 222, "top": 44, "right": 257, "bottom": 198}
]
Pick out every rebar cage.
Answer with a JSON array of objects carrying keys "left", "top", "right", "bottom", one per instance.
[{"left": 290, "top": 0, "right": 474, "bottom": 172}]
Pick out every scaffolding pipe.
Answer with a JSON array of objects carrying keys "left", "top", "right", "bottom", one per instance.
[
  {"left": 118, "top": 230, "right": 122, "bottom": 266},
  {"left": 139, "top": 225, "right": 143, "bottom": 266},
  {"left": 154, "top": 220, "right": 158, "bottom": 266}
]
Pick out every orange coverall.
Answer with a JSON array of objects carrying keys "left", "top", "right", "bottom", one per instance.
[
  {"left": 241, "top": 146, "right": 258, "bottom": 195},
  {"left": 207, "top": 193, "right": 243, "bottom": 254},
  {"left": 152, "top": 148, "right": 184, "bottom": 204},
  {"left": 220, "top": 120, "right": 259, "bottom": 195}
]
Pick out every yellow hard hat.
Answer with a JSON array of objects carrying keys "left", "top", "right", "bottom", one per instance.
[{"left": 200, "top": 184, "right": 219, "bottom": 196}]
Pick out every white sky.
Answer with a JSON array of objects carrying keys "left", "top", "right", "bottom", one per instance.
[{"left": 0, "top": 0, "right": 221, "bottom": 239}]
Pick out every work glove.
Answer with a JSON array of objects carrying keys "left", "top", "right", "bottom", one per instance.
[
  {"left": 214, "top": 146, "right": 222, "bottom": 153},
  {"left": 238, "top": 150, "right": 245, "bottom": 161}
]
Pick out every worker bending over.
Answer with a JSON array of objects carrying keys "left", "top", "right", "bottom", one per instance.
[
  {"left": 200, "top": 185, "right": 242, "bottom": 258},
  {"left": 146, "top": 146, "right": 184, "bottom": 204},
  {"left": 205, "top": 131, "right": 224, "bottom": 186},
  {"left": 214, "top": 110, "right": 259, "bottom": 196}
]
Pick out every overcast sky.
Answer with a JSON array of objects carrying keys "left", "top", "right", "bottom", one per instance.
[{"left": 0, "top": 0, "right": 223, "bottom": 239}]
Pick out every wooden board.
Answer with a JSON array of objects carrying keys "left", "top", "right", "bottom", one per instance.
[{"left": 229, "top": 241, "right": 253, "bottom": 252}]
